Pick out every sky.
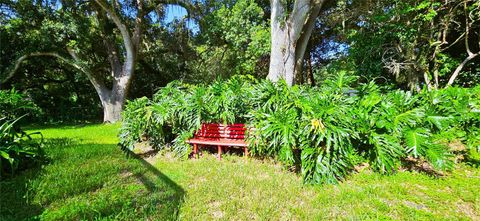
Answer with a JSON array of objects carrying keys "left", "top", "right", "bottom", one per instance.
[
  {"left": 164, "top": 5, "right": 188, "bottom": 23},
  {"left": 163, "top": 5, "right": 199, "bottom": 33}
]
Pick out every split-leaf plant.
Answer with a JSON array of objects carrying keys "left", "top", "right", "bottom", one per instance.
[{"left": 120, "top": 75, "right": 480, "bottom": 184}]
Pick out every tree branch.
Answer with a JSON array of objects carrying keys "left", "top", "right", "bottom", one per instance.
[
  {"left": 446, "top": 52, "right": 479, "bottom": 87},
  {"left": 293, "top": 1, "right": 324, "bottom": 83},
  {"left": 290, "top": 0, "right": 312, "bottom": 41},
  {"left": 149, "top": 0, "right": 196, "bottom": 16},
  {"left": 464, "top": 0, "right": 473, "bottom": 56},
  {"left": 66, "top": 48, "right": 110, "bottom": 97},
  {"left": 95, "top": 0, "right": 135, "bottom": 77},
  {"left": 133, "top": 0, "right": 146, "bottom": 52},
  {"left": 2, "top": 52, "right": 78, "bottom": 85}
]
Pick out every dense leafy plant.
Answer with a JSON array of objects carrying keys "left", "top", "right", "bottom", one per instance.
[
  {"left": 0, "top": 89, "right": 40, "bottom": 120},
  {"left": 0, "top": 117, "right": 44, "bottom": 177},
  {"left": 120, "top": 75, "right": 479, "bottom": 184},
  {"left": 120, "top": 75, "right": 258, "bottom": 158}
]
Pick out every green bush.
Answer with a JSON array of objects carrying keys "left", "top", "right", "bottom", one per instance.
[
  {"left": 119, "top": 75, "right": 480, "bottom": 184},
  {"left": 0, "top": 117, "right": 45, "bottom": 177},
  {"left": 0, "top": 88, "right": 41, "bottom": 120}
]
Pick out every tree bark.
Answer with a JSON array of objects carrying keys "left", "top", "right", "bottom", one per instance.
[
  {"left": 94, "top": 0, "right": 142, "bottom": 122},
  {"left": 267, "top": 0, "right": 288, "bottom": 84},
  {"left": 306, "top": 51, "right": 315, "bottom": 86},
  {"left": 267, "top": 0, "right": 325, "bottom": 86}
]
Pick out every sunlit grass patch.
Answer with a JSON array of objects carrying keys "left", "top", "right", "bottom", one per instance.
[{"left": 154, "top": 153, "right": 480, "bottom": 220}]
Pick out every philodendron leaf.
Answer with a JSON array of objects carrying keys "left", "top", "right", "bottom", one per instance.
[{"left": 404, "top": 128, "right": 429, "bottom": 158}]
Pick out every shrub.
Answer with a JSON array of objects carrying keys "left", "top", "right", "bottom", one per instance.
[
  {"left": 0, "top": 117, "right": 45, "bottom": 177},
  {"left": 0, "top": 88, "right": 41, "bottom": 120},
  {"left": 119, "top": 75, "right": 480, "bottom": 184}
]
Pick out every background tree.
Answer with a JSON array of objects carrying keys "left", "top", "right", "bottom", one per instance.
[
  {"left": 187, "top": 0, "right": 270, "bottom": 82},
  {"left": 342, "top": 0, "right": 480, "bottom": 90},
  {"left": 2, "top": 0, "right": 194, "bottom": 122}
]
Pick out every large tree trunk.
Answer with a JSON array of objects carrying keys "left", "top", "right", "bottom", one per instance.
[
  {"left": 267, "top": 0, "right": 324, "bottom": 86},
  {"left": 97, "top": 78, "right": 130, "bottom": 123},
  {"left": 102, "top": 97, "right": 124, "bottom": 123},
  {"left": 267, "top": 0, "right": 288, "bottom": 84},
  {"left": 94, "top": 0, "right": 139, "bottom": 122}
]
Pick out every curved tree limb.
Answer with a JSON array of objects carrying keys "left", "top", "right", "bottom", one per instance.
[
  {"left": 446, "top": 52, "right": 479, "bottom": 87},
  {"left": 2, "top": 52, "right": 79, "bottom": 86},
  {"left": 150, "top": 0, "right": 196, "bottom": 16}
]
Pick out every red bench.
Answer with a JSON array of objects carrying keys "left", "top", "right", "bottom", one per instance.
[{"left": 186, "top": 123, "right": 248, "bottom": 159}]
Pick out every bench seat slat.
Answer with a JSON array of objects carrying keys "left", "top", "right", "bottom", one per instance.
[
  {"left": 187, "top": 138, "right": 248, "bottom": 147},
  {"left": 201, "top": 127, "right": 246, "bottom": 131},
  {"left": 197, "top": 131, "right": 246, "bottom": 136},
  {"left": 203, "top": 123, "right": 245, "bottom": 127},
  {"left": 196, "top": 134, "right": 245, "bottom": 139}
]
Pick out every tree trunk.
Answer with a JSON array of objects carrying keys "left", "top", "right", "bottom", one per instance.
[
  {"left": 306, "top": 51, "right": 315, "bottom": 86},
  {"left": 102, "top": 97, "right": 124, "bottom": 123},
  {"left": 267, "top": 0, "right": 324, "bottom": 86},
  {"left": 95, "top": 0, "right": 139, "bottom": 123},
  {"left": 267, "top": 0, "right": 287, "bottom": 84},
  {"left": 95, "top": 75, "right": 131, "bottom": 123}
]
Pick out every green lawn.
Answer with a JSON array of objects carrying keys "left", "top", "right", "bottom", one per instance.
[{"left": 1, "top": 124, "right": 479, "bottom": 220}]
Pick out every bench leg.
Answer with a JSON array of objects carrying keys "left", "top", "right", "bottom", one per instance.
[
  {"left": 244, "top": 147, "right": 248, "bottom": 158},
  {"left": 217, "top": 145, "right": 222, "bottom": 160},
  {"left": 193, "top": 144, "right": 198, "bottom": 159}
]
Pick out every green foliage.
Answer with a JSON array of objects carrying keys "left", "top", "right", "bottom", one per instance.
[
  {"left": 120, "top": 75, "right": 480, "bottom": 184},
  {"left": 0, "top": 89, "right": 44, "bottom": 175},
  {"left": 343, "top": 0, "right": 480, "bottom": 89},
  {"left": 192, "top": 0, "right": 270, "bottom": 81},
  {"left": 0, "top": 117, "right": 44, "bottom": 176},
  {"left": 0, "top": 89, "right": 40, "bottom": 120}
]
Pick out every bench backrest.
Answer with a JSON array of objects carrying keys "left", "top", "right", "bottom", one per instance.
[{"left": 195, "top": 123, "right": 246, "bottom": 139}]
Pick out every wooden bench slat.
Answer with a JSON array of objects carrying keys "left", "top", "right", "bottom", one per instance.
[
  {"left": 203, "top": 123, "right": 245, "bottom": 127},
  {"left": 197, "top": 131, "right": 246, "bottom": 136},
  {"left": 186, "top": 138, "right": 248, "bottom": 147},
  {"left": 198, "top": 135, "right": 245, "bottom": 139},
  {"left": 201, "top": 127, "right": 246, "bottom": 131}
]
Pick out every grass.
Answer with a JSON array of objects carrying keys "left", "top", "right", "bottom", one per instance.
[
  {"left": 1, "top": 124, "right": 183, "bottom": 220},
  {"left": 1, "top": 124, "right": 479, "bottom": 220}
]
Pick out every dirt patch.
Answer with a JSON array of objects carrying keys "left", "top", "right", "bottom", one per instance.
[
  {"left": 354, "top": 162, "right": 370, "bottom": 172},
  {"left": 403, "top": 200, "right": 429, "bottom": 211},
  {"left": 456, "top": 200, "right": 480, "bottom": 220},
  {"left": 400, "top": 156, "right": 446, "bottom": 177},
  {"left": 449, "top": 140, "right": 467, "bottom": 152},
  {"left": 120, "top": 170, "right": 133, "bottom": 178},
  {"left": 208, "top": 201, "right": 224, "bottom": 219}
]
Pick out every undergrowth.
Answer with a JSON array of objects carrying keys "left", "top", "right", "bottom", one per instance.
[{"left": 120, "top": 74, "right": 480, "bottom": 184}]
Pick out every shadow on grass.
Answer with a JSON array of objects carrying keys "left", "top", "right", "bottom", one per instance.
[
  {"left": 465, "top": 156, "right": 480, "bottom": 168},
  {"left": 0, "top": 166, "right": 44, "bottom": 220},
  {"left": 1, "top": 138, "right": 185, "bottom": 220},
  {"left": 124, "top": 149, "right": 185, "bottom": 218},
  {"left": 0, "top": 140, "right": 60, "bottom": 220}
]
